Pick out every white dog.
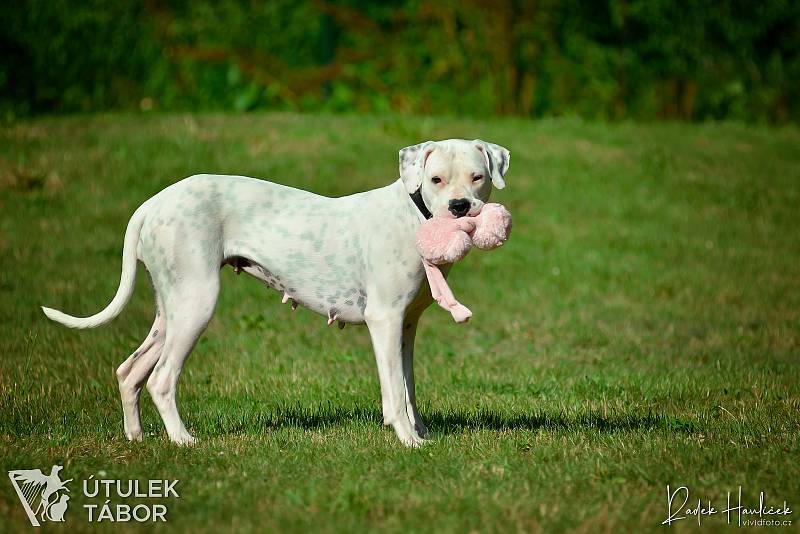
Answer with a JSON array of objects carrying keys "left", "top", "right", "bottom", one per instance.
[{"left": 42, "top": 139, "right": 510, "bottom": 447}]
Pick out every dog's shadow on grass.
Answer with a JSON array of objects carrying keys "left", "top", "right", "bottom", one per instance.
[
  {"left": 424, "top": 409, "right": 699, "bottom": 434},
  {"left": 204, "top": 403, "right": 698, "bottom": 437}
]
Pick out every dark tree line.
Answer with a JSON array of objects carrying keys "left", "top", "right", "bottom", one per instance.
[{"left": 1, "top": 0, "right": 797, "bottom": 122}]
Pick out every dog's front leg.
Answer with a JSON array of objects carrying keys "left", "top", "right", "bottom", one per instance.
[
  {"left": 365, "top": 308, "right": 426, "bottom": 447},
  {"left": 401, "top": 314, "right": 428, "bottom": 439}
]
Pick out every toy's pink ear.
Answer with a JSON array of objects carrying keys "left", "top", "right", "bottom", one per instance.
[
  {"left": 474, "top": 140, "right": 510, "bottom": 189},
  {"left": 472, "top": 203, "right": 512, "bottom": 250},
  {"left": 399, "top": 141, "right": 437, "bottom": 194}
]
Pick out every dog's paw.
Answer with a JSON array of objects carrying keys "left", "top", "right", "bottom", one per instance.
[
  {"left": 401, "top": 433, "right": 430, "bottom": 448},
  {"left": 170, "top": 431, "right": 197, "bottom": 446},
  {"left": 125, "top": 430, "right": 143, "bottom": 442},
  {"left": 393, "top": 423, "right": 430, "bottom": 448}
]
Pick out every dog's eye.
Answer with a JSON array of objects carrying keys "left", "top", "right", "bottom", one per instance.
[
  {"left": 431, "top": 176, "right": 442, "bottom": 184},
  {"left": 472, "top": 175, "right": 483, "bottom": 182}
]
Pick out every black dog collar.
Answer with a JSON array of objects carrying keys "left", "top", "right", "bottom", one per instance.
[{"left": 410, "top": 187, "right": 432, "bottom": 219}]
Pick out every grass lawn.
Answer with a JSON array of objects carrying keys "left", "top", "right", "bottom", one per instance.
[{"left": 0, "top": 113, "right": 798, "bottom": 532}]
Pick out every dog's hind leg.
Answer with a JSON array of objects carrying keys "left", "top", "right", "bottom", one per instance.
[
  {"left": 116, "top": 294, "right": 166, "bottom": 441},
  {"left": 146, "top": 271, "right": 219, "bottom": 445}
]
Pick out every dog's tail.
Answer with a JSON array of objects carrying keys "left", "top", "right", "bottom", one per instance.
[{"left": 41, "top": 203, "right": 149, "bottom": 329}]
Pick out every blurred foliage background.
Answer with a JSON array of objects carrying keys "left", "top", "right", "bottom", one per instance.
[{"left": 1, "top": 0, "right": 798, "bottom": 122}]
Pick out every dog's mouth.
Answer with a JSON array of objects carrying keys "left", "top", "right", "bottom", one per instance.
[
  {"left": 467, "top": 206, "right": 483, "bottom": 217},
  {"left": 441, "top": 208, "right": 482, "bottom": 219},
  {"left": 440, "top": 204, "right": 484, "bottom": 219}
]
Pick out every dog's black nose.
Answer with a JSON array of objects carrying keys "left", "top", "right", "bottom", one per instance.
[{"left": 448, "top": 198, "right": 471, "bottom": 217}]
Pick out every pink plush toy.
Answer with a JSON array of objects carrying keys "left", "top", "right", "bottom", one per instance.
[{"left": 416, "top": 203, "right": 512, "bottom": 322}]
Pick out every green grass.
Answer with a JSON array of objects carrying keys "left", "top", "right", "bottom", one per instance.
[{"left": 1, "top": 113, "right": 799, "bottom": 532}]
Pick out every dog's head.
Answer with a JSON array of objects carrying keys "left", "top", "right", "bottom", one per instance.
[{"left": 399, "top": 139, "right": 510, "bottom": 218}]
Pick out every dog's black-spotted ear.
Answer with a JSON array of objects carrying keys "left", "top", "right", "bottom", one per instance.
[
  {"left": 399, "top": 141, "right": 436, "bottom": 194},
  {"left": 474, "top": 140, "right": 510, "bottom": 189}
]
